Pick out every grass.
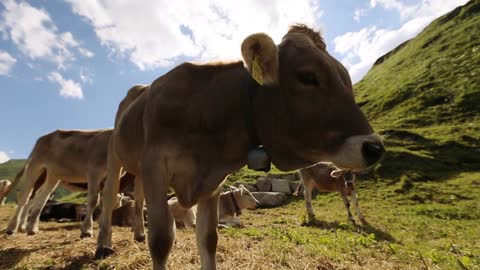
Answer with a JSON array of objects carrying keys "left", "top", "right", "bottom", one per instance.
[{"left": 1, "top": 172, "right": 479, "bottom": 269}]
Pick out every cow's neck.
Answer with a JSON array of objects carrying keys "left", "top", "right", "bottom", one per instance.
[{"left": 251, "top": 78, "right": 316, "bottom": 171}]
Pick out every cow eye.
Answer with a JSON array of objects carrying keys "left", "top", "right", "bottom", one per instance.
[{"left": 297, "top": 71, "right": 318, "bottom": 86}]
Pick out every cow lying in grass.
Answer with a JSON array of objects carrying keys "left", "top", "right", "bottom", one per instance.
[
  {"left": 168, "top": 185, "right": 259, "bottom": 229},
  {"left": 295, "top": 162, "right": 366, "bottom": 224},
  {"left": 39, "top": 193, "right": 125, "bottom": 223}
]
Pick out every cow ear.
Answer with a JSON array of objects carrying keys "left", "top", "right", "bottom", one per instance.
[
  {"left": 241, "top": 33, "right": 279, "bottom": 86},
  {"left": 330, "top": 169, "right": 343, "bottom": 178}
]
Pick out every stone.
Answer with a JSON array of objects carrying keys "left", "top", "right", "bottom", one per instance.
[
  {"left": 251, "top": 192, "right": 288, "bottom": 208},
  {"left": 233, "top": 182, "right": 257, "bottom": 192},
  {"left": 256, "top": 177, "right": 271, "bottom": 192},
  {"left": 266, "top": 172, "right": 300, "bottom": 181},
  {"left": 270, "top": 179, "right": 293, "bottom": 194}
]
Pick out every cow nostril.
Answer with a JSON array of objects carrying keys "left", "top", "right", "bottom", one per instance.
[{"left": 362, "top": 141, "right": 385, "bottom": 166}]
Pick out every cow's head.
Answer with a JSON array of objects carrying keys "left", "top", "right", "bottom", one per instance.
[
  {"left": 232, "top": 185, "right": 259, "bottom": 210},
  {"left": 241, "top": 24, "right": 385, "bottom": 172},
  {"left": 330, "top": 169, "right": 356, "bottom": 183}
]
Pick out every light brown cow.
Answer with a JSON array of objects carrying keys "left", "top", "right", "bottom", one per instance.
[
  {"left": 96, "top": 24, "right": 385, "bottom": 270},
  {"left": 0, "top": 179, "right": 11, "bottom": 205},
  {"left": 297, "top": 162, "right": 366, "bottom": 224},
  {"left": 3, "top": 129, "right": 144, "bottom": 240},
  {"left": 168, "top": 185, "right": 259, "bottom": 229}
]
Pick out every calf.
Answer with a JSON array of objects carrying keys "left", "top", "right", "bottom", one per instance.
[
  {"left": 168, "top": 185, "right": 259, "bottom": 229},
  {"left": 96, "top": 24, "right": 385, "bottom": 269},
  {"left": 0, "top": 180, "right": 11, "bottom": 205},
  {"left": 111, "top": 200, "right": 136, "bottom": 227},
  {"left": 2, "top": 128, "right": 142, "bottom": 239},
  {"left": 296, "top": 163, "right": 366, "bottom": 224},
  {"left": 40, "top": 202, "right": 87, "bottom": 222},
  {"left": 40, "top": 193, "right": 124, "bottom": 223}
]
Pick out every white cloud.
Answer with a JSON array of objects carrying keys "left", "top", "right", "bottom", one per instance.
[
  {"left": 0, "top": 151, "right": 10, "bottom": 164},
  {"left": 79, "top": 48, "right": 94, "bottom": 58},
  {"left": 370, "top": 0, "right": 416, "bottom": 19},
  {"left": 354, "top": 8, "right": 367, "bottom": 22},
  {"left": 79, "top": 67, "right": 93, "bottom": 84},
  {"left": 0, "top": 50, "right": 16, "bottom": 76},
  {"left": 65, "top": 0, "right": 322, "bottom": 70},
  {"left": 0, "top": 0, "right": 92, "bottom": 68},
  {"left": 48, "top": 72, "right": 84, "bottom": 99},
  {"left": 335, "top": 0, "right": 469, "bottom": 83}
]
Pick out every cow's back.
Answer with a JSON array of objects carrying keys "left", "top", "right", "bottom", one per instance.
[{"left": 30, "top": 129, "right": 110, "bottom": 180}]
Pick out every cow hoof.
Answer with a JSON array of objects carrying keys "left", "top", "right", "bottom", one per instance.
[
  {"left": 80, "top": 232, "right": 93, "bottom": 238},
  {"left": 134, "top": 234, "right": 145, "bottom": 242},
  {"left": 27, "top": 230, "right": 37, "bottom": 236},
  {"left": 95, "top": 246, "right": 115, "bottom": 259},
  {"left": 5, "top": 230, "right": 14, "bottom": 235}
]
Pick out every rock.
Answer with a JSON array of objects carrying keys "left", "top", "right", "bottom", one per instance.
[
  {"left": 270, "top": 179, "right": 293, "bottom": 194},
  {"left": 266, "top": 172, "right": 300, "bottom": 181},
  {"left": 251, "top": 192, "right": 288, "bottom": 208},
  {"left": 233, "top": 182, "right": 257, "bottom": 192},
  {"left": 256, "top": 177, "right": 271, "bottom": 192}
]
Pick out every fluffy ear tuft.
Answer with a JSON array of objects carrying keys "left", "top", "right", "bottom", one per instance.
[
  {"left": 330, "top": 169, "right": 343, "bottom": 178},
  {"left": 241, "top": 33, "right": 279, "bottom": 86}
]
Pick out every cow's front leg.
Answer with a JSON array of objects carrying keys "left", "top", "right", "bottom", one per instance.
[
  {"left": 303, "top": 181, "right": 316, "bottom": 221},
  {"left": 350, "top": 189, "right": 367, "bottom": 224},
  {"left": 340, "top": 192, "right": 355, "bottom": 224},
  {"left": 95, "top": 145, "right": 122, "bottom": 259},
  {"left": 80, "top": 172, "right": 102, "bottom": 238},
  {"left": 143, "top": 152, "right": 175, "bottom": 270},
  {"left": 196, "top": 189, "right": 220, "bottom": 270}
]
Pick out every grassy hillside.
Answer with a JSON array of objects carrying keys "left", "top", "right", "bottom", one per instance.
[
  {"left": 0, "top": 159, "right": 72, "bottom": 203},
  {"left": 353, "top": 0, "right": 480, "bottom": 182},
  {"left": 0, "top": 159, "right": 26, "bottom": 203}
]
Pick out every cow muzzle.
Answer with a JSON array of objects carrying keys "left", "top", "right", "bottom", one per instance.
[{"left": 329, "top": 134, "right": 385, "bottom": 171}]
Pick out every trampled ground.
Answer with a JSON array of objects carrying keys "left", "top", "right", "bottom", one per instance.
[{"left": 1, "top": 173, "right": 479, "bottom": 270}]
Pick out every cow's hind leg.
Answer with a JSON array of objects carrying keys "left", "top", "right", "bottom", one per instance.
[
  {"left": 95, "top": 145, "right": 122, "bottom": 259},
  {"left": 6, "top": 167, "right": 43, "bottom": 235},
  {"left": 132, "top": 174, "right": 145, "bottom": 242},
  {"left": 196, "top": 189, "right": 221, "bottom": 270},
  {"left": 25, "top": 177, "right": 59, "bottom": 235},
  {"left": 19, "top": 197, "right": 35, "bottom": 231},
  {"left": 340, "top": 192, "right": 355, "bottom": 224}
]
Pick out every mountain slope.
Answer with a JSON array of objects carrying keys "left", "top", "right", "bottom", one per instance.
[{"left": 354, "top": 0, "right": 480, "bottom": 181}]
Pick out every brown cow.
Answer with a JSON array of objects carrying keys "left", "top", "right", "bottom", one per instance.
[
  {"left": 296, "top": 162, "right": 366, "bottom": 224},
  {"left": 3, "top": 129, "right": 143, "bottom": 241},
  {"left": 96, "top": 24, "right": 385, "bottom": 270},
  {"left": 0, "top": 179, "right": 11, "bottom": 205},
  {"left": 168, "top": 185, "right": 259, "bottom": 229}
]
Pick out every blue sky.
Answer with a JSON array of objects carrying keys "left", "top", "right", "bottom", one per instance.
[{"left": 0, "top": 0, "right": 469, "bottom": 162}]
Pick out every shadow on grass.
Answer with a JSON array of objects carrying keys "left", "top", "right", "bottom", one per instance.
[
  {"left": 302, "top": 218, "right": 399, "bottom": 243},
  {"left": 0, "top": 247, "right": 40, "bottom": 269},
  {"left": 61, "top": 254, "right": 97, "bottom": 270},
  {"left": 40, "top": 223, "right": 80, "bottom": 232}
]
